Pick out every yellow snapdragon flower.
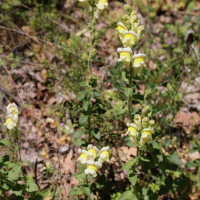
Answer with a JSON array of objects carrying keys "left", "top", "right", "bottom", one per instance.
[
  {"left": 142, "top": 117, "right": 149, "bottom": 128},
  {"left": 134, "top": 114, "right": 142, "bottom": 130},
  {"left": 98, "top": 146, "right": 111, "bottom": 164},
  {"left": 130, "top": 15, "right": 139, "bottom": 32},
  {"left": 6, "top": 103, "right": 19, "bottom": 121},
  {"left": 85, "top": 160, "right": 102, "bottom": 177},
  {"left": 137, "top": 25, "right": 145, "bottom": 41},
  {"left": 132, "top": 53, "right": 146, "bottom": 74},
  {"left": 126, "top": 123, "right": 138, "bottom": 147},
  {"left": 95, "top": 0, "right": 108, "bottom": 19},
  {"left": 140, "top": 128, "right": 154, "bottom": 146},
  {"left": 117, "top": 47, "right": 132, "bottom": 69},
  {"left": 77, "top": 149, "right": 88, "bottom": 169},
  {"left": 79, "top": 0, "right": 92, "bottom": 11},
  {"left": 122, "top": 30, "right": 137, "bottom": 48},
  {"left": 86, "top": 144, "right": 99, "bottom": 161},
  {"left": 4, "top": 117, "right": 17, "bottom": 130},
  {"left": 116, "top": 22, "right": 127, "bottom": 41}
]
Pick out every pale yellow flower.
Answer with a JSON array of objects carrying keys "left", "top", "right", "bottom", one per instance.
[
  {"left": 140, "top": 128, "right": 154, "bottom": 146},
  {"left": 116, "top": 22, "right": 127, "bottom": 41},
  {"left": 130, "top": 15, "right": 139, "bottom": 32},
  {"left": 87, "top": 144, "right": 99, "bottom": 161},
  {"left": 98, "top": 146, "right": 111, "bottom": 164},
  {"left": 95, "top": 0, "right": 108, "bottom": 19},
  {"left": 77, "top": 149, "right": 88, "bottom": 169},
  {"left": 79, "top": 0, "right": 92, "bottom": 11},
  {"left": 132, "top": 53, "right": 146, "bottom": 74},
  {"left": 4, "top": 117, "right": 17, "bottom": 130},
  {"left": 126, "top": 122, "right": 138, "bottom": 147},
  {"left": 117, "top": 47, "right": 132, "bottom": 69},
  {"left": 137, "top": 25, "right": 145, "bottom": 41},
  {"left": 6, "top": 103, "right": 19, "bottom": 121},
  {"left": 142, "top": 117, "right": 149, "bottom": 128},
  {"left": 122, "top": 30, "right": 137, "bottom": 48},
  {"left": 85, "top": 161, "right": 102, "bottom": 177},
  {"left": 134, "top": 114, "right": 142, "bottom": 130}
]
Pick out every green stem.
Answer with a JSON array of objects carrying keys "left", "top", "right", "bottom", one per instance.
[
  {"left": 127, "top": 70, "right": 133, "bottom": 122},
  {"left": 146, "top": 0, "right": 152, "bottom": 69},
  {"left": 146, "top": 144, "right": 178, "bottom": 200},
  {"left": 133, "top": 147, "right": 140, "bottom": 200},
  {"left": 88, "top": 115, "right": 91, "bottom": 144}
]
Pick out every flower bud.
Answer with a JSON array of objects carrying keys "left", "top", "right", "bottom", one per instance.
[
  {"left": 94, "top": 31, "right": 99, "bottom": 40},
  {"left": 149, "top": 120, "right": 155, "bottom": 128},
  {"left": 130, "top": 10, "right": 137, "bottom": 17},
  {"left": 142, "top": 117, "right": 149, "bottom": 128},
  {"left": 124, "top": 4, "right": 132, "bottom": 14},
  {"left": 87, "top": 23, "right": 93, "bottom": 30},
  {"left": 91, "top": 48, "right": 97, "bottom": 56},
  {"left": 142, "top": 108, "right": 147, "bottom": 113},
  {"left": 123, "top": 14, "right": 130, "bottom": 21},
  {"left": 134, "top": 114, "right": 141, "bottom": 130},
  {"left": 82, "top": 53, "right": 88, "bottom": 61}
]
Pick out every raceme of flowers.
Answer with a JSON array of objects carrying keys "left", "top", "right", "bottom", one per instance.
[
  {"left": 78, "top": 0, "right": 108, "bottom": 19},
  {"left": 4, "top": 103, "right": 19, "bottom": 130},
  {"left": 126, "top": 113, "right": 155, "bottom": 147},
  {"left": 77, "top": 144, "right": 111, "bottom": 177},
  {"left": 116, "top": 10, "right": 146, "bottom": 74}
]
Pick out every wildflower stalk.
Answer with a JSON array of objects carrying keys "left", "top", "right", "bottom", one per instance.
[
  {"left": 146, "top": 144, "right": 178, "bottom": 200},
  {"left": 127, "top": 68, "right": 133, "bottom": 122}
]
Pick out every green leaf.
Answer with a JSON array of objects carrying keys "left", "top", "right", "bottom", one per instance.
[
  {"left": 164, "top": 139, "right": 170, "bottom": 148},
  {"left": 77, "top": 164, "right": 85, "bottom": 172},
  {"left": 73, "top": 171, "right": 86, "bottom": 182},
  {"left": 187, "top": 0, "right": 195, "bottom": 12},
  {"left": 55, "top": 188, "right": 64, "bottom": 196},
  {"left": 122, "top": 160, "right": 135, "bottom": 170},
  {"left": 94, "top": 92, "right": 101, "bottom": 96},
  {"left": 151, "top": 140, "right": 159, "bottom": 149},
  {"left": 12, "top": 184, "right": 22, "bottom": 196},
  {"left": 83, "top": 100, "right": 90, "bottom": 111},
  {"left": 167, "top": 154, "right": 181, "bottom": 166},
  {"left": 92, "top": 128, "right": 101, "bottom": 140},
  {"left": 79, "top": 115, "right": 89, "bottom": 126},
  {"left": 122, "top": 71, "right": 128, "bottom": 82},
  {"left": 190, "top": 149, "right": 198, "bottom": 154},
  {"left": 68, "top": 189, "right": 80, "bottom": 197},
  {"left": 0, "top": 139, "right": 11, "bottom": 148},
  {"left": 185, "top": 161, "right": 197, "bottom": 168},
  {"left": 116, "top": 107, "right": 127, "bottom": 116},
  {"left": 132, "top": 94, "right": 144, "bottom": 100},
  {"left": 139, "top": 155, "right": 150, "bottom": 162},
  {"left": 25, "top": 176, "right": 39, "bottom": 192},
  {"left": 128, "top": 169, "right": 137, "bottom": 186},
  {"left": 23, "top": 160, "right": 33, "bottom": 166},
  {"left": 38, "top": 188, "right": 51, "bottom": 198},
  {"left": 82, "top": 185, "right": 91, "bottom": 197},
  {"left": 157, "top": 155, "right": 163, "bottom": 162},
  {"left": 76, "top": 94, "right": 85, "bottom": 101},
  {"left": 74, "top": 138, "right": 85, "bottom": 147},
  {"left": 119, "top": 191, "right": 136, "bottom": 200},
  {"left": 124, "top": 88, "right": 133, "bottom": 97},
  {"left": 8, "top": 163, "right": 22, "bottom": 181},
  {"left": 72, "top": 130, "right": 85, "bottom": 138}
]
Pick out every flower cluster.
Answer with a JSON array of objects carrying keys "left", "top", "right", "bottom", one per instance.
[
  {"left": 78, "top": 0, "right": 108, "bottom": 19},
  {"left": 4, "top": 103, "right": 19, "bottom": 130},
  {"left": 116, "top": 8, "right": 146, "bottom": 74},
  {"left": 126, "top": 112, "right": 155, "bottom": 147},
  {"left": 77, "top": 144, "right": 111, "bottom": 177}
]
